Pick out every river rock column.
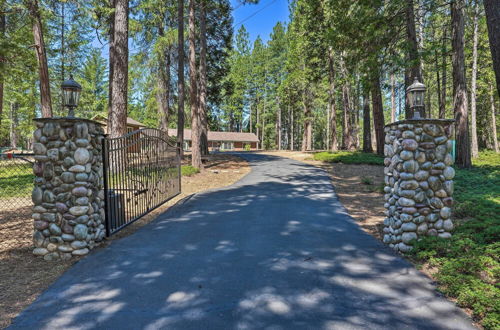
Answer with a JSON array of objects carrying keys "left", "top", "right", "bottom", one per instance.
[
  {"left": 382, "top": 119, "right": 455, "bottom": 252},
  {"left": 31, "top": 118, "right": 106, "bottom": 260}
]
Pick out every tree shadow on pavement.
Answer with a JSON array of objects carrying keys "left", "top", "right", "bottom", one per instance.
[{"left": 9, "top": 154, "right": 474, "bottom": 330}]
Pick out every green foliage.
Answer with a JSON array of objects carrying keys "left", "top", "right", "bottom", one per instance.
[
  {"left": 411, "top": 152, "right": 500, "bottom": 329},
  {"left": 313, "top": 151, "right": 384, "bottom": 165},
  {"left": 360, "top": 176, "right": 373, "bottom": 185},
  {"left": 244, "top": 144, "right": 251, "bottom": 151},
  {"left": 0, "top": 162, "right": 34, "bottom": 198},
  {"left": 181, "top": 165, "right": 200, "bottom": 176}
]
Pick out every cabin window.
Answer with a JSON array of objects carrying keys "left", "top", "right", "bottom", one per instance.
[{"left": 221, "top": 142, "right": 233, "bottom": 150}]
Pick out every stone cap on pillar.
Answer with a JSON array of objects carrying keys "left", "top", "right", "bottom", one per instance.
[
  {"left": 33, "top": 117, "right": 105, "bottom": 127},
  {"left": 385, "top": 118, "right": 455, "bottom": 128}
]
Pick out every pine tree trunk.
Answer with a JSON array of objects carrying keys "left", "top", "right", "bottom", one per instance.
[
  {"left": 435, "top": 49, "right": 442, "bottom": 119},
  {"left": 26, "top": 0, "right": 52, "bottom": 118},
  {"left": 371, "top": 70, "right": 385, "bottom": 156},
  {"left": 301, "top": 90, "right": 312, "bottom": 151},
  {"left": 490, "top": 84, "right": 499, "bottom": 153},
  {"left": 60, "top": 2, "right": 65, "bottom": 113},
  {"left": 156, "top": 48, "right": 170, "bottom": 131},
  {"left": 177, "top": 0, "right": 185, "bottom": 157},
  {"left": 328, "top": 48, "right": 338, "bottom": 151},
  {"left": 256, "top": 97, "right": 260, "bottom": 149},
  {"left": 340, "top": 57, "right": 353, "bottom": 149},
  {"left": 108, "top": 0, "right": 115, "bottom": 125},
  {"left": 108, "top": 0, "right": 128, "bottom": 138},
  {"left": 156, "top": 20, "right": 170, "bottom": 131},
  {"left": 261, "top": 115, "right": 265, "bottom": 149},
  {"left": 484, "top": 0, "right": 500, "bottom": 97},
  {"left": 440, "top": 28, "right": 447, "bottom": 119},
  {"left": 249, "top": 104, "right": 252, "bottom": 133},
  {"left": 199, "top": 0, "right": 208, "bottom": 155},
  {"left": 352, "top": 79, "right": 360, "bottom": 149},
  {"left": 404, "top": 0, "right": 422, "bottom": 119},
  {"left": 470, "top": 1, "right": 479, "bottom": 158},
  {"left": 277, "top": 97, "right": 281, "bottom": 150},
  {"left": 0, "top": 4, "right": 4, "bottom": 128},
  {"left": 391, "top": 73, "right": 396, "bottom": 122},
  {"left": 9, "top": 102, "right": 18, "bottom": 148},
  {"left": 451, "top": 0, "right": 471, "bottom": 168},
  {"left": 290, "top": 104, "right": 294, "bottom": 150},
  {"left": 189, "top": 0, "right": 202, "bottom": 168},
  {"left": 363, "top": 92, "right": 373, "bottom": 153}
]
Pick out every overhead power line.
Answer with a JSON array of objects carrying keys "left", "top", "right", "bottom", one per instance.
[{"left": 233, "top": 0, "right": 279, "bottom": 27}]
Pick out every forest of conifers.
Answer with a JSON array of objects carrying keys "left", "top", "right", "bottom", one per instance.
[{"left": 0, "top": 0, "right": 499, "bottom": 169}]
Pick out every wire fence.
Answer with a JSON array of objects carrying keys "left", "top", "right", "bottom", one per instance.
[{"left": 0, "top": 153, "right": 34, "bottom": 218}]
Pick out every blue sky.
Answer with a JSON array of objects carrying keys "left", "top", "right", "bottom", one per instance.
[
  {"left": 231, "top": 0, "right": 290, "bottom": 44},
  {"left": 92, "top": 0, "right": 290, "bottom": 57}
]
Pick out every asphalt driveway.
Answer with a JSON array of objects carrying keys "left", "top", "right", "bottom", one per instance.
[{"left": 10, "top": 153, "right": 475, "bottom": 330}]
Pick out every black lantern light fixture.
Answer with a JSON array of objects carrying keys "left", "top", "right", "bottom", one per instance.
[
  {"left": 406, "top": 78, "right": 426, "bottom": 119},
  {"left": 61, "top": 75, "right": 82, "bottom": 117}
]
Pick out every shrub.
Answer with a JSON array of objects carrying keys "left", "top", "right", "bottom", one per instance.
[
  {"left": 361, "top": 176, "right": 373, "bottom": 185},
  {"left": 244, "top": 144, "right": 251, "bottom": 151},
  {"left": 313, "top": 151, "right": 384, "bottom": 165},
  {"left": 181, "top": 165, "right": 200, "bottom": 177}
]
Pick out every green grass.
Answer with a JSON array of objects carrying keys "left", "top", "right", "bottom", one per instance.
[
  {"left": 0, "top": 162, "right": 34, "bottom": 198},
  {"left": 181, "top": 165, "right": 200, "bottom": 177},
  {"left": 313, "top": 151, "right": 384, "bottom": 165},
  {"left": 410, "top": 151, "right": 500, "bottom": 329}
]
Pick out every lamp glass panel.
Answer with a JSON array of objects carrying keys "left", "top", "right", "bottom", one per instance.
[
  {"left": 62, "top": 89, "right": 73, "bottom": 106},
  {"left": 414, "top": 90, "right": 424, "bottom": 106},
  {"left": 62, "top": 88, "right": 80, "bottom": 107},
  {"left": 74, "top": 91, "right": 81, "bottom": 107},
  {"left": 407, "top": 91, "right": 414, "bottom": 107}
]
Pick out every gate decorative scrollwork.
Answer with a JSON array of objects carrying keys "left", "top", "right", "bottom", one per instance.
[{"left": 102, "top": 128, "right": 181, "bottom": 236}]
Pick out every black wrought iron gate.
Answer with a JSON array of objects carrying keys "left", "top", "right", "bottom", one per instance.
[{"left": 102, "top": 128, "right": 181, "bottom": 236}]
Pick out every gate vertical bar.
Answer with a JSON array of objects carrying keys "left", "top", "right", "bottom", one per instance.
[{"left": 101, "top": 135, "right": 111, "bottom": 237}]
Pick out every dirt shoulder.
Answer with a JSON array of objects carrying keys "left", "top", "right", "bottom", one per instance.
[
  {"left": 0, "top": 153, "right": 250, "bottom": 329},
  {"left": 257, "top": 151, "right": 386, "bottom": 239}
]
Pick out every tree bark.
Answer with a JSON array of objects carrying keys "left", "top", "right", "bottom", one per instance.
[
  {"left": 451, "top": 0, "right": 471, "bottom": 168},
  {"left": 198, "top": 0, "right": 208, "bottom": 155},
  {"left": 108, "top": 0, "right": 128, "bottom": 138},
  {"left": 435, "top": 49, "right": 442, "bottom": 119},
  {"left": 107, "top": 0, "right": 115, "bottom": 126},
  {"left": 156, "top": 46, "right": 170, "bottom": 131},
  {"left": 9, "top": 102, "right": 18, "bottom": 148},
  {"left": 363, "top": 92, "right": 373, "bottom": 153},
  {"left": 340, "top": 57, "right": 353, "bottom": 150},
  {"left": 277, "top": 97, "right": 281, "bottom": 150},
  {"left": 177, "top": 0, "right": 185, "bottom": 157},
  {"left": 391, "top": 73, "right": 396, "bottom": 122},
  {"left": 189, "top": 0, "right": 202, "bottom": 168},
  {"left": 26, "top": 0, "right": 52, "bottom": 118},
  {"left": 490, "top": 84, "right": 499, "bottom": 153},
  {"left": 371, "top": 69, "right": 385, "bottom": 156},
  {"left": 404, "top": 0, "right": 422, "bottom": 119},
  {"left": 470, "top": 1, "right": 479, "bottom": 158},
  {"left": 256, "top": 98, "right": 260, "bottom": 149},
  {"left": 290, "top": 104, "right": 294, "bottom": 150},
  {"left": 249, "top": 104, "right": 252, "bottom": 133},
  {"left": 301, "top": 90, "right": 312, "bottom": 151},
  {"left": 60, "top": 1, "right": 65, "bottom": 113},
  {"left": 0, "top": 9, "right": 4, "bottom": 129},
  {"left": 440, "top": 27, "right": 447, "bottom": 119},
  {"left": 484, "top": 0, "right": 500, "bottom": 97}
]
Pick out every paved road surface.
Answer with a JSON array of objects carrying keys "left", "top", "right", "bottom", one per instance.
[{"left": 10, "top": 153, "right": 475, "bottom": 330}]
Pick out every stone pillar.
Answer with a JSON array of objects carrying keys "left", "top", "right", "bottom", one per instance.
[
  {"left": 31, "top": 118, "right": 106, "bottom": 260},
  {"left": 383, "top": 119, "right": 455, "bottom": 252}
]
